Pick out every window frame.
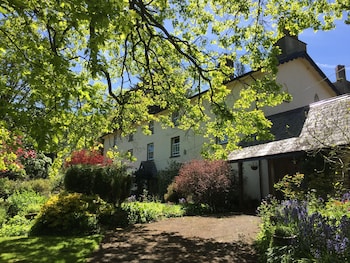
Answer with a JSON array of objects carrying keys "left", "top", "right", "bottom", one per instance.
[
  {"left": 147, "top": 143, "right": 154, "bottom": 160},
  {"left": 171, "top": 136, "right": 180, "bottom": 157}
]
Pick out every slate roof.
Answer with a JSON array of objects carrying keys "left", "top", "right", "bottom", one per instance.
[
  {"left": 240, "top": 106, "right": 309, "bottom": 147},
  {"left": 134, "top": 160, "right": 158, "bottom": 179},
  {"left": 228, "top": 95, "right": 350, "bottom": 162}
]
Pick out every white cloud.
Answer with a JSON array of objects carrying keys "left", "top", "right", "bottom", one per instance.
[{"left": 316, "top": 63, "right": 350, "bottom": 70}]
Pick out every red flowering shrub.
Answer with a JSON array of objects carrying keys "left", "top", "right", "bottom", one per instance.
[
  {"left": 173, "top": 159, "right": 233, "bottom": 211},
  {"left": 65, "top": 149, "right": 112, "bottom": 167}
]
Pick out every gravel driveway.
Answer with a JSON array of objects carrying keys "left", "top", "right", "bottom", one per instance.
[{"left": 88, "top": 214, "right": 261, "bottom": 263}]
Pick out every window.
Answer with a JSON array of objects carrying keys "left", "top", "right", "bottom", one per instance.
[
  {"left": 149, "top": 121, "right": 154, "bottom": 134},
  {"left": 216, "top": 135, "right": 228, "bottom": 145},
  {"left": 128, "top": 133, "right": 134, "bottom": 142},
  {"left": 147, "top": 143, "right": 154, "bottom": 160},
  {"left": 171, "top": 136, "right": 180, "bottom": 157},
  {"left": 171, "top": 111, "right": 179, "bottom": 126}
]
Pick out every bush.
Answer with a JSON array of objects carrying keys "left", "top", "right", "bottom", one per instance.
[
  {"left": 0, "top": 178, "right": 16, "bottom": 199},
  {"left": 0, "top": 215, "right": 32, "bottom": 237},
  {"left": 122, "top": 201, "right": 184, "bottom": 224},
  {"left": 17, "top": 178, "right": 53, "bottom": 196},
  {"left": 30, "top": 193, "right": 101, "bottom": 236},
  {"left": 171, "top": 159, "right": 233, "bottom": 211},
  {"left": 64, "top": 165, "right": 96, "bottom": 195},
  {"left": 0, "top": 205, "right": 7, "bottom": 225},
  {"left": 6, "top": 190, "right": 48, "bottom": 217},
  {"left": 64, "top": 165, "right": 132, "bottom": 205},
  {"left": 157, "top": 161, "right": 181, "bottom": 200},
  {"left": 21, "top": 152, "right": 52, "bottom": 179}
]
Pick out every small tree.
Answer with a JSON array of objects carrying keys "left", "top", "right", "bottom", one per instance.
[
  {"left": 65, "top": 149, "right": 112, "bottom": 167},
  {"left": 173, "top": 159, "right": 233, "bottom": 211}
]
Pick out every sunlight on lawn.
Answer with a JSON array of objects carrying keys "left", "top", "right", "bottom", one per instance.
[{"left": 0, "top": 235, "right": 102, "bottom": 263}]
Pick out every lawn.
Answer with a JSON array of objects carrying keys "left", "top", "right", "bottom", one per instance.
[{"left": 0, "top": 234, "right": 102, "bottom": 263}]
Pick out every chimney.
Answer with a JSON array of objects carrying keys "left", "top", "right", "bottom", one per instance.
[
  {"left": 333, "top": 65, "right": 350, "bottom": 94},
  {"left": 275, "top": 34, "right": 307, "bottom": 60},
  {"left": 336, "top": 65, "right": 346, "bottom": 81}
]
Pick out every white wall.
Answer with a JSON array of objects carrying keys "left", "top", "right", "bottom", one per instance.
[
  {"left": 265, "top": 58, "right": 337, "bottom": 116},
  {"left": 103, "top": 56, "right": 338, "bottom": 199}
]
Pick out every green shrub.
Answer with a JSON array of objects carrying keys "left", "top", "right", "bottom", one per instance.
[
  {"left": 17, "top": 179, "right": 53, "bottom": 196},
  {"left": 6, "top": 190, "right": 48, "bottom": 217},
  {"left": 94, "top": 165, "right": 131, "bottom": 205},
  {"left": 157, "top": 161, "right": 181, "bottom": 200},
  {"left": 0, "top": 205, "right": 7, "bottom": 225},
  {"left": 64, "top": 165, "right": 95, "bottom": 195},
  {"left": 122, "top": 201, "right": 184, "bottom": 224},
  {"left": 274, "top": 173, "right": 306, "bottom": 200},
  {"left": 64, "top": 164, "right": 132, "bottom": 205},
  {"left": 97, "top": 206, "right": 129, "bottom": 228},
  {"left": 0, "top": 178, "right": 16, "bottom": 199},
  {"left": 22, "top": 153, "right": 52, "bottom": 179},
  {"left": 0, "top": 215, "right": 32, "bottom": 237},
  {"left": 30, "top": 193, "right": 101, "bottom": 236},
  {"left": 182, "top": 203, "right": 211, "bottom": 216}
]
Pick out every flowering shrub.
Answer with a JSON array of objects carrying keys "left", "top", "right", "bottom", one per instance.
[
  {"left": 0, "top": 131, "right": 52, "bottom": 180},
  {"left": 65, "top": 149, "right": 112, "bottom": 167},
  {"left": 257, "top": 192, "right": 350, "bottom": 262},
  {"left": 0, "top": 131, "right": 26, "bottom": 179},
  {"left": 30, "top": 193, "right": 102, "bottom": 236},
  {"left": 171, "top": 159, "right": 233, "bottom": 211}
]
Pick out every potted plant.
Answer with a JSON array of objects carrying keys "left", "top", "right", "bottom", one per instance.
[{"left": 273, "top": 225, "right": 297, "bottom": 246}]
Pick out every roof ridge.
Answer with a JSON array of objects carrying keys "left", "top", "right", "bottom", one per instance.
[{"left": 309, "top": 94, "right": 350, "bottom": 108}]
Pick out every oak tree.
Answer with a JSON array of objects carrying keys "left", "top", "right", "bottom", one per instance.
[{"left": 0, "top": 0, "right": 348, "bottom": 162}]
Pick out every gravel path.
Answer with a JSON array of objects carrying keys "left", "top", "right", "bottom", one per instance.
[{"left": 88, "top": 214, "right": 261, "bottom": 263}]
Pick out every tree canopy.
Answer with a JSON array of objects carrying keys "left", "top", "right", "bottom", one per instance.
[{"left": 0, "top": 0, "right": 348, "bottom": 161}]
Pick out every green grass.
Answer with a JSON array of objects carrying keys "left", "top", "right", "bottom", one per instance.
[{"left": 0, "top": 234, "right": 102, "bottom": 263}]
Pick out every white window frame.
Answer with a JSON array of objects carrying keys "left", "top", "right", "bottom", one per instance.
[
  {"left": 171, "top": 136, "right": 180, "bottom": 157},
  {"left": 147, "top": 143, "right": 154, "bottom": 160}
]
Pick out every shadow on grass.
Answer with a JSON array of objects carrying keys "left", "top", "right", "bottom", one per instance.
[
  {"left": 0, "top": 235, "right": 102, "bottom": 263},
  {"left": 88, "top": 226, "right": 258, "bottom": 263}
]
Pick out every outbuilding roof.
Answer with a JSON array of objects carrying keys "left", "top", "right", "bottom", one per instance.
[{"left": 228, "top": 94, "right": 350, "bottom": 162}]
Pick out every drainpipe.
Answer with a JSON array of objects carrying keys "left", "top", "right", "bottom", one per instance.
[
  {"left": 259, "top": 160, "right": 263, "bottom": 200},
  {"left": 238, "top": 162, "right": 244, "bottom": 211}
]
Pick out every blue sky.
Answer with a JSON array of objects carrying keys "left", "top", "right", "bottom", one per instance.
[{"left": 299, "top": 19, "right": 350, "bottom": 82}]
